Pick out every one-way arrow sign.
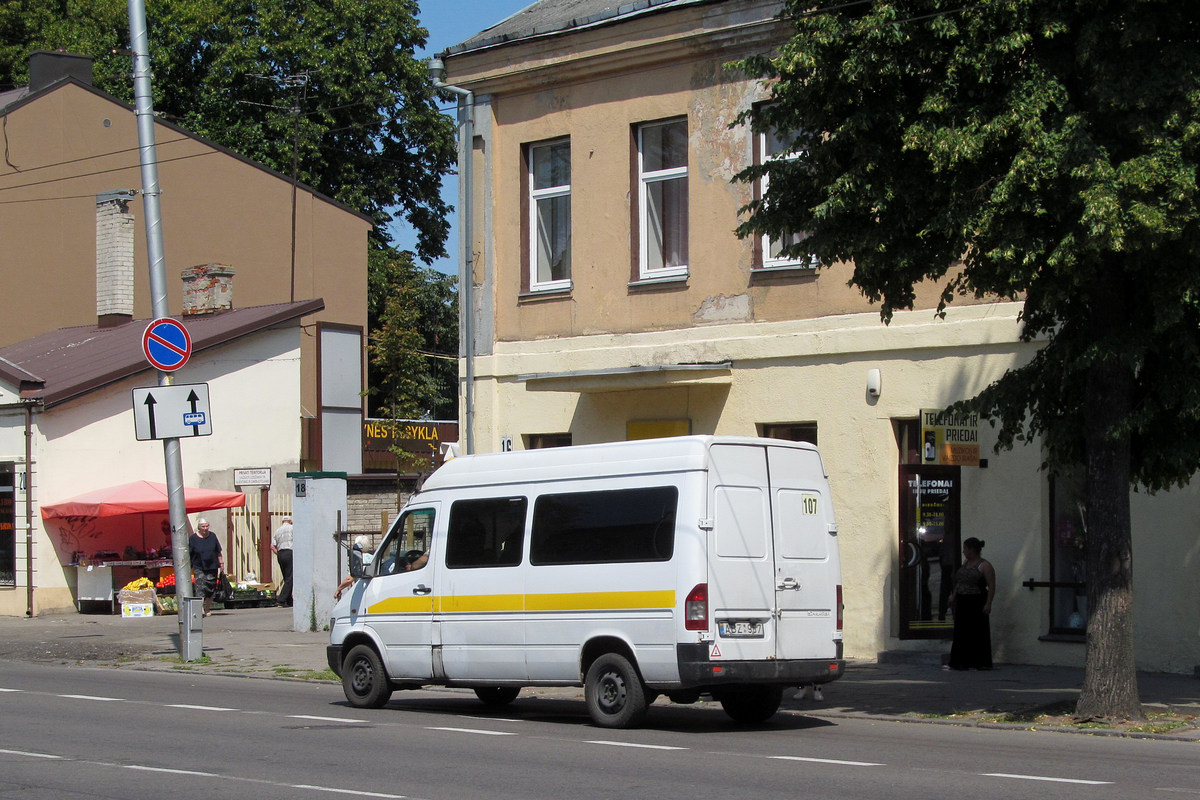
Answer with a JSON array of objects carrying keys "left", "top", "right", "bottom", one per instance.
[{"left": 132, "top": 383, "right": 213, "bottom": 441}]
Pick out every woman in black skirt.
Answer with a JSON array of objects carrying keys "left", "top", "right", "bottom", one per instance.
[{"left": 945, "top": 537, "right": 996, "bottom": 670}]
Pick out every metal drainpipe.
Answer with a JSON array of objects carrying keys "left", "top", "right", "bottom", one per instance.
[
  {"left": 24, "top": 402, "right": 33, "bottom": 616},
  {"left": 429, "top": 58, "right": 475, "bottom": 455}
]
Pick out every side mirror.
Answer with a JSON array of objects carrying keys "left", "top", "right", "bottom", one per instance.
[{"left": 348, "top": 545, "right": 365, "bottom": 579}]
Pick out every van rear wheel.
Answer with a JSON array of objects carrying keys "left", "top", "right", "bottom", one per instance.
[
  {"left": 474, "top": 687, "right": 520, "bottom": 706},
  {"left": 585, "top": 653, "right": 648, "bottom": 729},
  {"left": 717, "top": 685, "right": 783, "bottom": 723},
  {"left": 342, "top": 644, "right": 393, "bottom": 709}
]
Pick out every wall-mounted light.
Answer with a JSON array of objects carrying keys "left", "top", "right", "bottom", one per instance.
[{"left": 867, "top": 368, "right": 882, "bottom": 398}]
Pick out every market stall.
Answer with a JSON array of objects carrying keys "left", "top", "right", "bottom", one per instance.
[{"left": 40, "top": 481, "right": 247, "bottom": 613}]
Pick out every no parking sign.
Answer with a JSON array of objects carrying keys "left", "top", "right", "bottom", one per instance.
[{"left": 142, "top": 318, "right": 192, "bottom": 372}]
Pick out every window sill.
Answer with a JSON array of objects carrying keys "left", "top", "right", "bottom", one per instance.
[
  {"left": 518, "top": 286, "right": 572, "bottom": 302},
  {"left": 628, "top": 273, "right": 688, "bottom": 290},
  {"left": 1038, "top": 632, "right": 1086, "bottom": 644},
  {"left": 751, "top": 264, "right": 819, "bottom": 281}
]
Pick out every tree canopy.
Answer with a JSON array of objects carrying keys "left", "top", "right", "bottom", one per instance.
[
  {"left": 1, "top": 0, "right": 456, "bottom": 261},
  {"left": 737, "top": 0, "right": 1200, "bottom": 721},
  {"left": 367, "top": 248, "right": 457, "bottom": 422}
]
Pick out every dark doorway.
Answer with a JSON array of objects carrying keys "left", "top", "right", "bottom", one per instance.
[{"left": 898, "top": 464, "right": 960, "bottom": 639}]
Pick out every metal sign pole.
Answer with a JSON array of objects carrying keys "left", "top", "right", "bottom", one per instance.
[{"left": 128, "top": 0, "right": 196, "bottom": 657}]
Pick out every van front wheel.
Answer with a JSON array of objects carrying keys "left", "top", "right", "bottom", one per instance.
[
  {"left": 717, "top": 685, "right": 783, "bottom": 723},
  {"left": 342, "top": 644, "right": 393, "bottom": 709},
  {"left": 585, "top": 653, "right": 648, "bottom": 729}
]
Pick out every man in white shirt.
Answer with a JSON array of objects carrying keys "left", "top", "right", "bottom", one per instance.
[{"left": 271, "top": 517, "right": 294, "bottom": 607}]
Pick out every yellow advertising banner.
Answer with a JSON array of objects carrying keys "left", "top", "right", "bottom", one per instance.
[{"left": 920, "top": 408, "right": 980, "bottom": 466}]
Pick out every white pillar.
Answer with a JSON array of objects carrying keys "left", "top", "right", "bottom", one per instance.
[{"left": 289, "top": 473, "right": 347, "bottom": 632}]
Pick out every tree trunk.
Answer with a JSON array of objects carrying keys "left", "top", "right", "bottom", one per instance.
[{"left": 1074, "top": 275, "right": 1143, "bottom": 723}]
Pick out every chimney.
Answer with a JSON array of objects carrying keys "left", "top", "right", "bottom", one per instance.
[
  {"left": 96, "top": 190, "right": 135, "bottom": 328},
  {"left": 28, "top": 51, "right": 93, "bottom": 92},
  {"left": 182, "top": 265, "right": 236, "bottom": 316}
]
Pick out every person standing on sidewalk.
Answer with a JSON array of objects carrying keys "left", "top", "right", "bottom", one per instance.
[
  {"left": 945, "top": 537, "right": 996, "bottom": 670},
  {"left": 188, "top": 518, "right": 223, "bottom": 617},
  {"left": 272, "top": 517, "right": 294, "bottom": 607}
]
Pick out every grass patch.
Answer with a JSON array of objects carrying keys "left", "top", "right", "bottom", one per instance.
[{"left": 273, "top": 667, "right": 338, "bottom": 681}]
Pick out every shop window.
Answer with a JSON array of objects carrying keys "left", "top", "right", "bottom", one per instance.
[
  {"left": 526, "top": 433, "right": 572, "bottom": 449},
  {"left": 627, "top": 419, "right": 690, "bottom": 440},
  {"left": 760, "top": 422, "right": 817, "bottom": 445},
  {"left": 1049, "top": 472, "right": 1088, "bottom": 634},
  {"left": 0, "top": 466, "right": 13, "bottom": 586}
]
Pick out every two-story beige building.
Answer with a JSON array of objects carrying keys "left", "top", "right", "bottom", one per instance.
[{"left": 439, "top": 0, "right": 1200, "bottom": 673}]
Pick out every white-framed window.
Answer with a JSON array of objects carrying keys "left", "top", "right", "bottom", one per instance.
[
  {"left": 528, "top": 139, "right": 571, "bottom": 291},
  {"left": 637, "top": 119, "right": 688, "bottom": 280},
  {"left": 759, "top": 126, "right": 819, "bottom": 270}
]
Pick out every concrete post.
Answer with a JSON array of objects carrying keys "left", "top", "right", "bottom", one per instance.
[{"left": 288, "top": 473, "right": 347, "bottom": 632}]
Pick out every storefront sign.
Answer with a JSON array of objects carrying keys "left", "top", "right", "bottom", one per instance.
[{"left": 920, "top": 408, "right": 980, "bottom": 466}]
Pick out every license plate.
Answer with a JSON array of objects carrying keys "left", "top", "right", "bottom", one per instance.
[{"left": 718, "top": 619, "right": 765, "bottom": 638}]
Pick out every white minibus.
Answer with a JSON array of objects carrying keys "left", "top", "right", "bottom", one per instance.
[{"left": 327, "top": 435, "right": 844, "bottom": 728}]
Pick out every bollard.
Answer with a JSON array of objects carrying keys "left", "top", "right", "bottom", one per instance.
[{"left": 180, "top": 596, "right": 204, "bottom": 661}]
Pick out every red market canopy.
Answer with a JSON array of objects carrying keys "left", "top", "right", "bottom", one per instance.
[{"left": 41, "top": 481, "right": 246, "bottom": 519}]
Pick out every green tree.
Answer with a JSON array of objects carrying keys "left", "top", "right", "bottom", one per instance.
[
  {"left": 0, "top": 0, "right": 455, "bottom": 260},
  {"left": 737, "top": 0, "right": 1200, "bottom": 722},
  {"left": 367, "top": 247, "right": 457, "bottom": 421}
]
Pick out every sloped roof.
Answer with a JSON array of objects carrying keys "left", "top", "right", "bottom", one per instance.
[
  {"left": 0, "top": 299, "right": 323, "bottom": 409},
  {"left": 445, "top": 0, "right": 713, "bottom": 56},
  {"left": 0, "top": 76, "right": 371, "bottom": 226}
]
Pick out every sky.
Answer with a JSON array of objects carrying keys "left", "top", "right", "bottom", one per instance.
[{"left": 388, "top": 0, "right": 534, "bottom": 274}]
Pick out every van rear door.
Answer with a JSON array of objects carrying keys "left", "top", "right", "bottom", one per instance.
[
  {"left": 708, "top": 443, "right": 777, "bottom": 662},
  {"left": 766, "top": 444, "right": 839, "bottom": 661},
  {"left": 708, "top": 442, "right": 839, "bottom": 664}
]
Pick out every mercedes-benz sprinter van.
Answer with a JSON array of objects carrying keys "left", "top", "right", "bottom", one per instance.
[{"left": 328, "top": 435, "right": 844, "bottom": 728}]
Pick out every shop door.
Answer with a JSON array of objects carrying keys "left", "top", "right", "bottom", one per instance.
[{"left": 898, "top": 465, "right": 960, "bottom": 639}]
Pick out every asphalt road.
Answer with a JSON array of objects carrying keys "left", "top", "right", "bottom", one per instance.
[{"left": 1, "top": 662, "right": 1197, "bottom": 800}]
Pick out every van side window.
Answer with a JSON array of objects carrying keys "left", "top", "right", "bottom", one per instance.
[
  {"left": 531, "top": 486, "right": 677, "bottom": 565},
  {"left": 446, "top": 497, "right": 528, "bottom": 569},
  {"left": 372, "top": 508, "right": 435, "bottom": 576}
]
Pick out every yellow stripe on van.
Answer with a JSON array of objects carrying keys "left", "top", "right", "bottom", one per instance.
[
  {"left": 436, "top": 594, "right": 525, "bottom": 613},
  {"left": 364, "top": 590, "right": 674, "bottom": 616},
  {"left": 366, "top": 596, "right": 434, "bottom": 614},
  {"left": 525, "top": 590, "right": 675, "bottom": 612}
]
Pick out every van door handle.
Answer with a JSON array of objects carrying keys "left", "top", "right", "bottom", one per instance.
[
  {"left": 777, "top": 577, "right": 800, "bottom": 590},
  {"left": 413, "top": 584, "right": 432, "bottom": 595}
]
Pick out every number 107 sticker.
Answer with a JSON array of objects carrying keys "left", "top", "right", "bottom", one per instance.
[{"left": 801, "top": 493, "right": 820, "bottom": 515}]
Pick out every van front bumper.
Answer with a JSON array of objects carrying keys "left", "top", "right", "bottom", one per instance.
[
  {"left": 327, "top": 644, "right": 343, "bottom": 677},
  {"left": 675, "top": 643, "right": 845, "bottom": 687}
]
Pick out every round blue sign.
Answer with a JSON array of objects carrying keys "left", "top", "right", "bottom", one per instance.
[{"left": 142, "top": 318, "right": 192, "bottom": 372}]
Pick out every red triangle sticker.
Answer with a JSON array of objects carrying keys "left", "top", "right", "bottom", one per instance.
[{"left": 710, "top": 644, "right": 721, "bottom": 658}]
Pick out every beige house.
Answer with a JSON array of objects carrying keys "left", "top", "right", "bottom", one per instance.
[
  {"left": 440, "top": 0, "right": 1200, "bottom": 673},
  {"left": 0, "top": 51, "right": 370, "bottom": 468}
]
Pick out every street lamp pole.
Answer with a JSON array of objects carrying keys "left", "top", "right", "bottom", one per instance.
[{"left": 127, "top": 0, "right": 194, "bottom": 638}]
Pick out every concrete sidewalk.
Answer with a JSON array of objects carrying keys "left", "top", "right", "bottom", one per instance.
[{"left": 1, "top": 605, "right": 1197, "bottom": 738}]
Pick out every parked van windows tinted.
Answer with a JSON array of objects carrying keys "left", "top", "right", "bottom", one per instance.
[
  {"left": 531, "top": 486, "right": 677, "bottom": 565},
  {"left": 447, "top": 497, "right": 528, "bottom": 568}
]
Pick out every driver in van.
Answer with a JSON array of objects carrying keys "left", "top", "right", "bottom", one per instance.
[{"left": 334, "top": 548, "right": 427, "bottom": 600}]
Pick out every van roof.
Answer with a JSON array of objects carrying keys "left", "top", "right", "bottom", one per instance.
[{"left": 418, "top": 435, "right": 820, "bottom": 493}]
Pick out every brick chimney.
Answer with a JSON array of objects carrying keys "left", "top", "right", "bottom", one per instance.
[
  {"left": 96, "top": 190, "right": 135, "bottom": 328},
  {"left": 28, "top": 51, "right": 93, "bottom": 92},
  {"left": 181, "top": 265, "right": 236, "bottom": 316}
]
